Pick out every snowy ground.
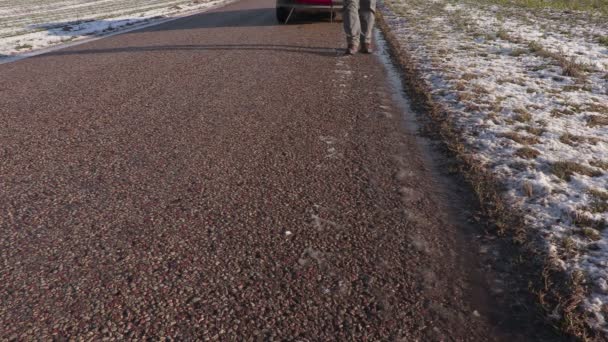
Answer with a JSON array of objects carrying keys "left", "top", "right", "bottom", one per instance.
[
  {"left": 381, "top": 0, "right": 608, "bottom": 332},
  {"left": 0, "top": 0, "right": 232, "bottom": 59}
]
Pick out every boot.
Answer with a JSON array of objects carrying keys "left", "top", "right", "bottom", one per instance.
[
  {"left": 344, "top": 42, "right": 359, "bottom": 55},
  {"left": 360, "top": 42, "right": 373, "bottom": 54}
]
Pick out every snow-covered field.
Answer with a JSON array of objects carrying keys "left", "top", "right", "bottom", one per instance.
[
  {"left": 381, "top": 0, "right": 608, "bottom": 332},
  {"left": 0, "top": 0, "right": 231, "bottom": 59}
]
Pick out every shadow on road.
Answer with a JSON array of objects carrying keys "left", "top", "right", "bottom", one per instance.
[
  {"left": 30, "top": 8, "right": 335, "bottom": 37},
  {"left": 39, "top": 43, "right": 339, "bottom": 58},
  {"left": 27, "top": 8, "right": 341, "bottom": 59}
]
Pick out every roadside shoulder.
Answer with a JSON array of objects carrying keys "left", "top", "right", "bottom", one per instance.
[{"left": 375, "top": 3, "right": 605, "bottom": 340}]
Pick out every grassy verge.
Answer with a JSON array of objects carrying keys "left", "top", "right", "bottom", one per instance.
[
  {"left": 376, "top": 10, "right": 598, "bottom": 341},
  {"left": 459, "top": 0, "right": 608, "bottom": 15}
]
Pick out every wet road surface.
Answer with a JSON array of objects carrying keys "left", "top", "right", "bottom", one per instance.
[{"left": 0, "top": 0, "right": 553, "bottom": 340}]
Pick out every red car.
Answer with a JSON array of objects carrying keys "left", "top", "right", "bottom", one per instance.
[{"left": 276, "top": 0, "right": 343, "bottom": 23}]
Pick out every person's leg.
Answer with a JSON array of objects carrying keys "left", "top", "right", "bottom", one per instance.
[
  {"left": 359, "top": 0, "right": 376, "bottom": 52},
  {"left": 343, "top": 0, "right": 361, "bottom": 53}
]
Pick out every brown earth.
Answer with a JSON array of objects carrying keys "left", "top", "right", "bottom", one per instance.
[{"left": 0, "top": 0, "right": 565, "bottom": 340}]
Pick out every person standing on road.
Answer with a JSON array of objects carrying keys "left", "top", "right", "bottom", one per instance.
[{"left": 343, "top": 0, "right": 376, "bottom": 55}]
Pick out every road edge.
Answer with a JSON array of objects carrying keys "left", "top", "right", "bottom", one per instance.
[{"left": 375, "top": 6, "right": 597, "bottom": 341}]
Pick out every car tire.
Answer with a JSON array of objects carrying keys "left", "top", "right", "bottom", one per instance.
[{"left": 276, "top": 7, "right": 290, "bottom": 23}]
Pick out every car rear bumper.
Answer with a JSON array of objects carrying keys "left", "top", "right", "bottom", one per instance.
[{"left": 276, "top": 0, "right": 343, "bottom": 9}]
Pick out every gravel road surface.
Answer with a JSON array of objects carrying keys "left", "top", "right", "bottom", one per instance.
[{"left": 0, "top": 0, "right": 557, "bottom": 340}]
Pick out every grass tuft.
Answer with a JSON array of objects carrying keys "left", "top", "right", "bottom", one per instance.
[
  {"left": 590, "top": 160, "right": 608, "bottom": 170},
  {"left": 523, "top": 126, "right": 545, "bottom": 136},
  {"left": 510, "top": 48, "right": 528, "bottom": 57},
  {"left": 522, "top": 181, "right": 534, "bottom": 197},
  {"left": 587, "top": 115, "right": 608, "bottom": 127},
  {"left": 501, "top": 131, "right": 541, "bottom": 145},
  {"left": 528, "top": 41, "right": 587, "bottom": 80},
  {"left": 586, "top": 103, "right": 608, "bottom": 114},
  {"left": 551, "top": 161, "right": 603, "bottom": 181},
  {"left": 561, "top": 236, "right": 577, "bottom": 256},
  {"left": 571, "top": 211, "right": 607, "bottom": 230},
  {"left": 515, "top": 146, "right": 541, "bottom": 159},
  {"left": 15, "top": 43, "right": 33, "bottom": 50},
  {"left": 513, "top": 108, "right": 533, "bottom": 122},
  {"left": 561, "top": 57, "right": 585, "bottom": 78},
  {"left": 587, "top": 189, "right": 608, "bottom": 214},
  {"left": 582, "top": 227, "right": 601, "bottom": 241},
  {"left": 559, "top": 133, "right": 584, "bottom": 146},
  {"left": 550, "top": 108, "right": 575, "bottom": 117},
  {"left": 461, "top": 73, "right": 479, "bottom": 81},
  {"left": 497, "top": 28, "right": 511, "bottom": 40}
]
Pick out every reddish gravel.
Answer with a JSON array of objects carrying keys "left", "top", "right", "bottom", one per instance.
[{"left": 0, "top": 0, "right": 558, "bottom": 340}]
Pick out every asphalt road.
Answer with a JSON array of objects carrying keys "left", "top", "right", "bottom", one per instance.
[{"left": 0, "top": 0, "right": 552, "bottom": 340}]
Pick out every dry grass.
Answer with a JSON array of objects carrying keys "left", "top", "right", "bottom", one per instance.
[
  {"left": 588, "top": 189, "right": 608, "bottom": 214},
  {"left": 588, "top": 189, "right": 608, "bottom": 201},
  {"left": 528, "top": 41, "right": 551, "bottom": 57},
  {"left": 486, "top": 112, "right": 500, "bottom": 124},
  {"left": 562, "top": 85, "right": 579, "bottom": 92},
  {"left": 559, "top": 133, "right": 584, "bottom": 146},
  {"left": 586, "top": 103, "right": 608, "bottom": 114},
  {"left": 561, "top": 57, "right": 586, "bottom": 79},
  {"left": 461, "top": 73, "right": 479, "bottom": 81},
  {"left": 587, "top": 115, "right": 608, "bottom": 127},
  {"left": 562, "top": 85, "right": 591, "bottom": 92},
  {"left": 571, "top": 211, "right": 607, "bottom": 230},
  {"left": 510, "top": 47, "right": 528, "bottom": 57},
  {"left": 522, "top": 181, "right": 534, "bottom": 197},
  {"left": 501, "top": 131, "right": 541, "bottom": 145},
  {"left": 457, "top": 92, "right": 476, "bottom": 102},
  {"left": 522, "top": 126, "right": 545, "bottom": 136},
  {"left": 550, "top": 108, "right": 575, "bottom": 117},
  {"left": 580, "top": 227, "right": 602, "bottom": 241},
  {"left": 515, "top": 146, "right": 541, "bottom": 159},
  {"left": 497, "top": 28, "right": 512, "bottom": 40},
  {"left": 14, "top": 43, "right": 33, "bottom": 50},
  {"left": 561, "top": 236, "right": 577, "bottom": 257},
  {"left": 559, "top": 133, "right": 600, "bottom": 146},
  {"left": 551, "top": 161, "right": 603, "bottom": 181},
  {"left": 482, "top": 0, "right": 608, "bottom": 13},
  {"left": 590, "top": 160, "right": 608, "bottom": 170},
  {"left": 472, "top": 85, "right": 489, "bottom": 94},
  {"left": 377, "top": 13, "right": 593, "bottom": 340},
  {"left": 513, "top": 108, "right": 533, "bottom": 122},
  {"left": 528, "top": 41, "right": 587, "bottom": 80},
  {"left": 496, "top": 77, "right": 527, "bottom": 86}
]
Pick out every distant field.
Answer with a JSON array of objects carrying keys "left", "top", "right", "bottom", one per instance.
[
  {"left": 0, "top": 0, "right": 225, "bottom": 57},
  {"left": 0, "top": 0, "right": 211, "bottom": 38},
  {"left": 463, "top": 0, "right": 608, "bottom": 13}
]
